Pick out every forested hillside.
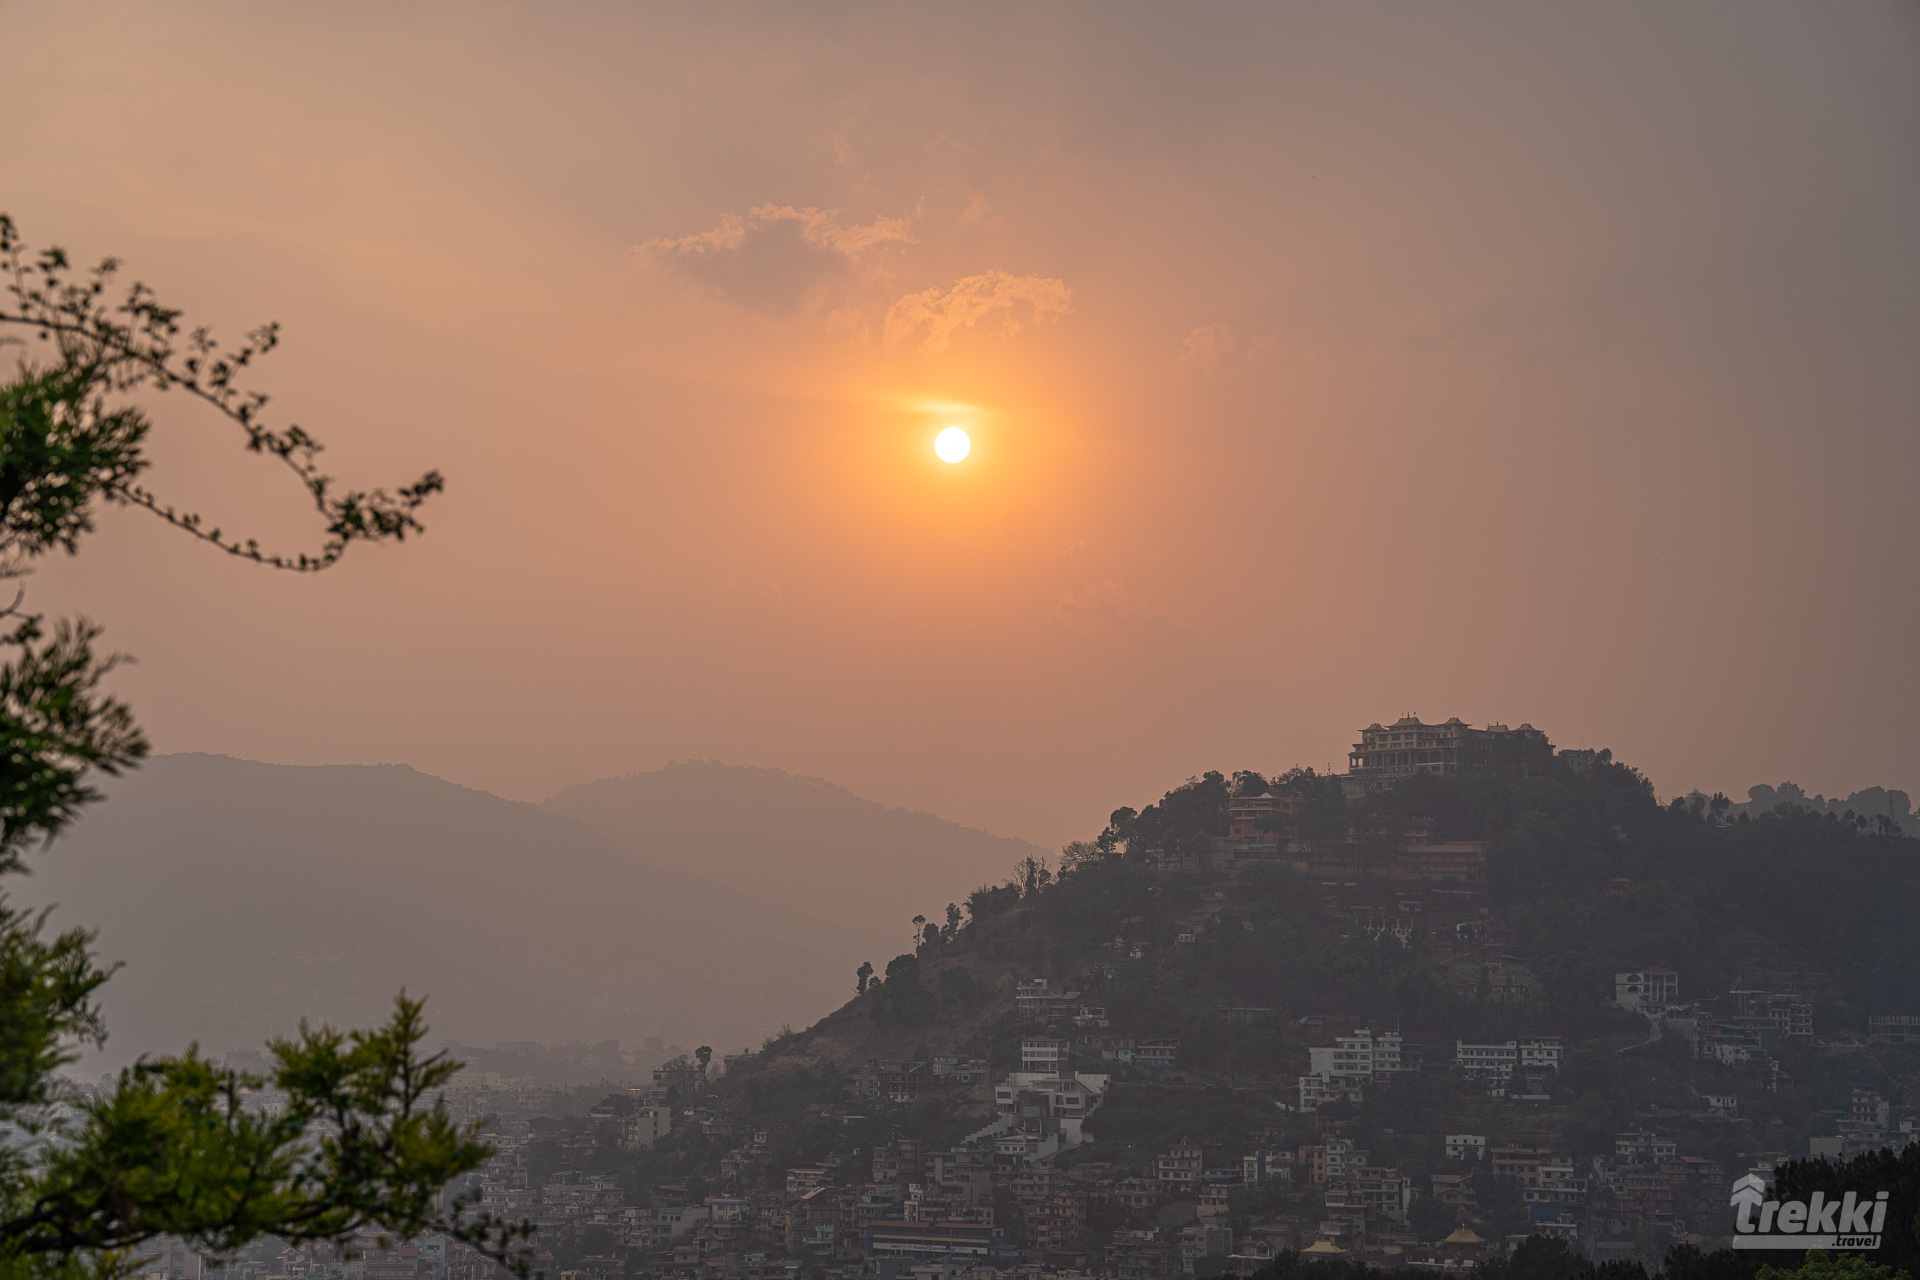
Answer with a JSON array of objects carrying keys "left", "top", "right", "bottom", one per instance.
[{"left": 566, "top": 749, "right": 1920, "bottom": 1277}]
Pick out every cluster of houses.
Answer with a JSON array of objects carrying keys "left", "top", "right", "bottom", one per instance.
[
  {"left": 1018, "top": 980, "right": 1180, "bottom": 1072},
  {"left": 1428, "top": 1131, "right": 1774, "bottom": 1263},
  {"left": 1809, "top": 1087, "right": 1917, "bottom": 1161},
  {"left": 1293, "top": 1027, "right": 1564, "bottom": 1110},
  {"left": 1133, "top": 789, "right": 1494, "bottom": 888},
  {"left": 1615, "top": 969, "right": 1812, "bottom": 1071},
  {"left": 180, "top": 1231, "right": 500, "bottom": 1280}
]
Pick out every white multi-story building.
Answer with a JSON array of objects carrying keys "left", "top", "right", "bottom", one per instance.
[
  {"left": 1455, "top": 1037, "right": 1562, "bottom": 1079},
  {"left": 1868, "top": 1014, "right": 1920, "bottom": 1045},
  {"left": 1444, "top": 1134, "right": 1486, "bottom": 1161},
  {"left": 1325, "top": 1137, "right": 1369, "bottom": 1182},
  {"left": 1299, "top": 1027, "right": 1418, "bottom": 1109},
  {"left": 1455, "top": 1041, "right": 1517, "bottom": 1078},
  {"left": 1309, "top": 1028, "right": 1415, "bottom": 1083},
  {"left": 1020, "top": 1037, "right": 1070, "bottom": 1074},
  {"left": 1519, "top": 1036, "right": 1563, "bottom": 1072},
  {"left": 1016, "top": 978, "right": 1081, "bottom": 1023},
  {"left": 1615, "top": 969, "right": 1680, "bottom": 1011},
  {"left": 619, "top": 1105, "right": 673, "bottom": 1150},
  {"left": 1297, "top": 1071, "right": 1364, "bottom": 1111},
  {"left": 1244, "top": 1149, "right": 1294, "bottom": 1182},
  {"left": 992, "top": 1071, "right": 1110, "bottom": 1143}
]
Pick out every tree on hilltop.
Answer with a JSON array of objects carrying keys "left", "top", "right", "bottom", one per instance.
[{"left": 0, "top": 216, "right": 530, "bottom": 1280}]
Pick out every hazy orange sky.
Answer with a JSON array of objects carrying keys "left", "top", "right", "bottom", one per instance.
[{"left": 7, "top": 3, "right": 1917, "bottom": 849}]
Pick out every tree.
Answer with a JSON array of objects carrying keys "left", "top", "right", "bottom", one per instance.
[
  {"left": 0, "top": 218, "right": 527, "bottom": 1280},
  {"left": 1472, "top": 1168, "right": 1529, "bottom": 1239},
  {"left": 1059, "top": 840, "right": 1102, "bottom": 875},
  {"left": 856, "top": 960, "right": 874, "bottom": 996},
  {"left": 1497, "top": 1236, "right": 1585, "bottom": 1280},
  {"left": 1406, "top": 1191, "right": 1457, "bottom": 1241},
  {"left": 937, "top": 966, "right": 978, "bottom": 1006},
  {"left": 1770, "top": 1144, "right": 1920, "bottom": 1277},
  {"left": 695, "top": 1046, "right": 713, "bottom": 1074},
  {"left": 1756, "top": 1255, "right": 1908, "bottom": 1280},
  {"left": 870, "top": 954, "right": 937, "bottom": 1027}
]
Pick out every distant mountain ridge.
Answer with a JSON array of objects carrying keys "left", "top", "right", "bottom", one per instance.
[
  {"left": 545, "top": 761, "right": 1050, "bottom": 938},
  {"left": 29, "top": 754, "right": 902, "bottom": 1069}
]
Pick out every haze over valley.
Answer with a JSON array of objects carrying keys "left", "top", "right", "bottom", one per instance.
[{"left": 37, "top": 754, "right": 1041, "bottom": 1070}]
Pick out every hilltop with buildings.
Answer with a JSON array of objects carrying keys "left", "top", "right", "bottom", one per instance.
[
  {"left": 158, "top": 720, "right": 1920, "bottom": 1280},
  {"left": 206, "top": 718, "right": 1912, "bottom": 1280}
]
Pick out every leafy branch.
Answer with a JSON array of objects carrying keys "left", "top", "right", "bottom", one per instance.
[
  {"left": 0, "top": 215, "right": 442, "bottom": 572},
  {"left": 0, "top": 611, "right": 148, "bottom": 872},
  {"left": 0, "top": 219, "right": 502, "bottom": 1280},
  {"left": 0, "top": 997, "right": 536, "bottom": 1280}
]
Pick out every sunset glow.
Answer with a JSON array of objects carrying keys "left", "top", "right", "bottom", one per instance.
[
  {"left": 4, "top": 7, "right": 1919, "bottom": 1209},
  {"left": 4, "top": 2, "right": 1912, "bottom": 858}
]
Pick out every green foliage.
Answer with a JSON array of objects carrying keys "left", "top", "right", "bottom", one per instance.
[
  {"left": 0, "top": 217, "right": 515, "bottom": 1280},
  {"left": 0, "top": 361, "right": 147, "bottom": 561},
  {"left": 1481, "top": 1236, "right": 1586, "bottom": 1280},
  {"left": 1103, "top": 771, "right": 1229, "bottom": 864},
  {"left": 7, "top": 999, "right": 522, "bottom": 1274},
  {"left": 0, "top": 616, "right": 146, "bottom": 874},
  {"left": 1772, "top": 1143, "right": 1920, "bottom": 1277},
  {"left": 1079, "top": 1085, "right": 1275, "bottom": 1155},
  {"left": 1405, "top": 1189, "right": 1459, "bottom": 1240},
  {"left": 1248, "top": 1244, "right": 1651, "bottom": 1280},
  {"left": 870, "top": 954, "right": 938, "bottom": 1027},
  {"left": 1757, "top": 1254, "right": 1912, "bottom": 1280},
  {"left": 937, "top": 966, "right": 980, "bottom": 1005},
  {"left": 1273, "top": 767, "right": 1350, "bottom": 844},
  {"left": 1577, "top": 1263, "right": 1650, "bottom": 1280},
  {"left": 0, "top": 216, "right": 442, "bottom": 572},
  {"left": 965, "top": 882, "right": 1020, "bottom": 924},
  {"left": 0, "top": 899, "right": 112, "bottom": 1109},
  {"left": 1472, "top": 1166, "right": 1530, "bottom": 1239}
]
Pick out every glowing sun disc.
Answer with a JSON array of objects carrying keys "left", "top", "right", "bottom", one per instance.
[{"left": 935, "top": 426, "right": 972, "bottom": 463}]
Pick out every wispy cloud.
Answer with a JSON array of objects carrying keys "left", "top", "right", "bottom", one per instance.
[
  {"left": 633, "top": 212, "right": 750, "bottom": 264},
  {"left": 632, "top": 203, "right": 917, "bottom": 312},
  {"left": 1055, "top": 579, "right": 1159, "bottom": 627},
  {"left": 884, "top": 270, "right": 1073, "bottom": 354},
  {"left": 1176, "top": 322, "right": 1237, "bottom": 377},
  {"left": 958, "top": 189, "right": 994, "bottom": 227},
  {"left": 634, "top": 203, "right": 915, "bottom": 268}
]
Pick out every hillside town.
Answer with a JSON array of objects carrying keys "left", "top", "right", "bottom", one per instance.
[
  {"left": 183, "top": 982, "right": 1917, "bottom": 1280},
  {"left": 143, "top": 719, "right": 1920, "bottom": 1280}
]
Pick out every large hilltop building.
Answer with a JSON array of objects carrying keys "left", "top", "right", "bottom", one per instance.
[
  {"left": 1131, "top": 712, "right": 1555, "bottom": 882},
  {"left": 1347, "top": 716, "right": 1554, "bottom": 791}
]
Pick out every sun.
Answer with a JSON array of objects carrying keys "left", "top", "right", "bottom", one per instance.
[{"left": 934, "top": 426, "right": 972, "bottom": 463}]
